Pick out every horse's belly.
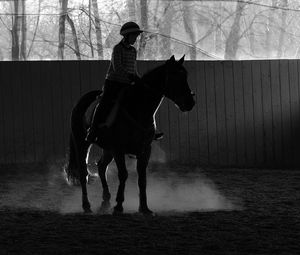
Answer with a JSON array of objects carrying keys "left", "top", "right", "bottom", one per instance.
[{"left": 97, "top": 122, "right": 154, "bottom": 154}]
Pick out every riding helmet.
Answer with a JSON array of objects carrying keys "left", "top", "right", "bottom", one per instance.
[{"left": 120, "top": 22, "right": 143, "bottom": 36}]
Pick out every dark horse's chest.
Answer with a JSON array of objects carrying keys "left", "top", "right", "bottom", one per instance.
[{"left": 97, "top": 87, "right": 157, "bottom": 154}]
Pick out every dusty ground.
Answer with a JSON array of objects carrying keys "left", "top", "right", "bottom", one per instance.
[{"left": 0, "top": 161, "right": 299, "bottom": 254}]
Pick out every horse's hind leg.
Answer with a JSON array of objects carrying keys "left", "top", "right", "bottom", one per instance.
[
  {"left": 97, "top": 150, "right": 113, "bottom": 207},
  {"left": 77, "top": 143, "right": 92, "bottom": 213},
  {"left": 113, "top": 152, "right": 128, "bottom": 214},
  {"left": 137, "top": 145, "right": 153, "bottom": 215}
]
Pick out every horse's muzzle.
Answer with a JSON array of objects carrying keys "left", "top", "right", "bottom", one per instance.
[{"left": 179, "top": 95, "right": 195, "bottom": 112}]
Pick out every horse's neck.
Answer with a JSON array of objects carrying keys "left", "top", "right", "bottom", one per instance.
[
  {"left": 140, "top": 87, "right": 163, "bottom": 119},
  {"left": 123, "top": 66, "right": 165, "bottom": 125},
  {"left": 142, "top": 68, "right": 165, "bottom": 115},
  {"left": 122, "top": 84, "right": 163, "bottom": 127},
  {"left": 142, "top": 77, "right": 165, "bottom": 117}
]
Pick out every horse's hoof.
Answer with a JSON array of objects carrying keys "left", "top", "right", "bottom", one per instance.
[
  {"left": 98, "top": 201, "right": 111, "bottom": 214},
  {"left": 103, "top": 192, "right": 111, "bottom": 201},
  {"left": 83, "top": 201, "right": 92, "bottom": 213},
  {"left": 83, "top": 207, "right": 93, "bottom": 214},
  {"left": 139, "top": 207, "right": 155, "bottom": 216},
  {"left": 113, "top": 205, "right": 123, "bottom": 215},
  {"left": 86, "top": 173, "right": 98, "bottom": 185}
]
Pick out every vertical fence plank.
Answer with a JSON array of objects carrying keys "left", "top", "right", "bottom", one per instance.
[
  {"left": 288, "top": 60, "right": 300, "bottom": 167},
  {"left": 187, "top": 61, "right": 200, "bottom": 163},
  {"left": 214, "top": 61, "right": 228, "bottom": 166},
  {"left": 6, "top": 62, "right": 17, "bottom": 163},
  {"left": 21, "top": 62, "right": 35, "bottom": 162},
  {"left": 233, "top": 61, "right": 246, "bottom": 166},
  {"left": 16, "top": 62, "right": 27, "bottom": 162},
  {"left": 11, "top": 61, "right": 23, "bottom": 162},
  {"left": 223, "top": 61, "right": 237, "bottom": 166},
  {"left": 60, "top": 61, "right": 79, "bottom": 153},
  {"left": 79, "top": 61, "right": 91, "bottom": 95},
  {"left": 50, "top": 61, "right": 65, "bottom": 159},
  {"left": 252, "top": 61, "right": 264, "bottom": 166},
  {"left": 90, "top": 61, "right": 103, "bottom": 90},
  {"left": 242, "top": 61, "right": 255, "bottom": 167},
  {"left": 261, "top": 61, "right": 274, "bottom": 166},
  {"left": 279, "top": 60, "right": 292, "bottom": 166},
  {"left": 0, "top": 63, "right": 4, "bottom": 162},
  {"left": 30, "top": 62, "right": 44, "bottom": 161},
  {"left": 71, "top": 61, "right": 82, "bottom": 105},
  {"left": 196, "top": 62, "right": 209, "bottom": 165},
  {"left": 205, "top": 62, "right": 218, "bottom": 165},
  {"left": 0, "top": 62, "right": 8, "bottom": 163},
  {"left": 41, "top": 61, "right": 56, "bottom": 158},
  {"left": 270, "top": 61, "right": 283, "bottom": 167}
]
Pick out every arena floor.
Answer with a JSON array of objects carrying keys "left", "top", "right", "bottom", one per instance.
[{"left": 0, "top": 162, "right": 299, "bottom": 254}]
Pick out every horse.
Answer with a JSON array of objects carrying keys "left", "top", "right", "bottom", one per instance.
[{"left": 64, "top": 55, "right": 195, "bottom": 215}]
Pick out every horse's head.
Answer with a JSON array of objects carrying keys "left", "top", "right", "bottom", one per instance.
[{"left": 163, "top": 55, "right": 195, "bottom": 112}]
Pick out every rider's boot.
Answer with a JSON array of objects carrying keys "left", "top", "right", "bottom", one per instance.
[{"left": 154, "top": 132, "right": 164, "bottom": 140}]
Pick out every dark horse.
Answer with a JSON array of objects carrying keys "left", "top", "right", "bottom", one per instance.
[{"left": 64, "top": 55, "right": 195, "bottom": 214}]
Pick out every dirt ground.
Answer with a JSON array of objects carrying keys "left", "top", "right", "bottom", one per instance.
[{"left": 0, "top": 162, "right": 299, "bottom": 255}]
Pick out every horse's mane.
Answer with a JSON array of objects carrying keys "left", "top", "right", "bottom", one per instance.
[
  {"left": 141, "top": 62, "right": 166, "bottom": 82},
  {"left": 141, "top": 60, "right": 188, "bottom": 82}
]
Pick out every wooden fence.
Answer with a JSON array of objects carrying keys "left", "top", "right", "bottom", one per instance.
[{"left": 0, "top": 60, "right": 300, "bottom": 168}]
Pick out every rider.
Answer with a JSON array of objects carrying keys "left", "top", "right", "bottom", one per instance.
[{"left": 86, "top": 21, "right": 163, "bottom": 143}]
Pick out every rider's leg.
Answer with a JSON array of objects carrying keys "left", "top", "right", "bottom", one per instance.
[
  {"left": 85, "top": 100, "right": 108, "bottom": 142},
  {"left": 154, "top": 132, "right": 164, "bottom": 140},
  {"left": 86, "top": 80, "right": 126, "bottom": 142}
]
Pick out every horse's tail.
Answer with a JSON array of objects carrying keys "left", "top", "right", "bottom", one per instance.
[{"left": 64, "top": 90, "right": 101, "bottom": 185}]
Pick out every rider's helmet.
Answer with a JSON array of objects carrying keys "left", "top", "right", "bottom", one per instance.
[{"left": 120, "top": 22, "right": 143, "bottom": 36}]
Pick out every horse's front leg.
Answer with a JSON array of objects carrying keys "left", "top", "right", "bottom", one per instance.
[
  {"left": 97, "top": 149, "right": 113, "bottom": 212},
  {"left": 136, "top": 145, "right": 153, "bottom": 215},
  {"left": 113, "top": 152, "right": 128, "bottom": 214}
]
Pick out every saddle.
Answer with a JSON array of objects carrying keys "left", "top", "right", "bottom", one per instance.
[{"left": 96, "top": 96, "right": 155, "bottom": 154}]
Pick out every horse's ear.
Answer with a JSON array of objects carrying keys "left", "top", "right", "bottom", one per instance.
[
  {"left": 166, "top": 55, "right": 176, "bottom": 65},
  {"left": 178, "top": 55, "right": 185, "bottom": 65},
  {"left": 170, "top": 55, "right": 175, "bottom": 62}
]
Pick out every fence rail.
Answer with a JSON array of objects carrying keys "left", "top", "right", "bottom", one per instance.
[{"left": 0, "top": 60, "right": 299, "bottom": 167}]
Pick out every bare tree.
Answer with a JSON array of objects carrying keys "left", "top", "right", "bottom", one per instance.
[
  {"left": 11, "top": 0, "right": 21, "bottom": 60},
  {"left": 58, "top": 0, "right": 68, "bottom": 59},
  {"left": 91, "top": 0, "right": 103, "bottom": 59},
  {"left": 27, "top": 0, "right": 42, "bottom": 58},
  {"left": 20, "top": 0, "right": 27, "bottom": 60},
  {"left": 277, "top": 0, "right": 288, "bottom": 58},
  {"left": 214, "top": 2, "right": 223, "bottom": 56},
  {"left": 88, "top": 0, "right": 94, "bottom": 57},
  {"left": 224, "top": 2, "right": 247, "bottom": 59},
  {"left": 127, "top": 0, "right": 136, "bottom": 21},
  {"left": 265, "top": 0, "right": 277, "bottom": 58},
  {"left": 182, "top": 2, "right": 197, "bottom": 60},
  {"left": 66, "top": 15, "right": 81, "bottom": 60},
  {"left": 138, "top": 0, "right": 148, "bottom": 59},
  {"left": 158, "top": 2, "right": 174, "bottom": 59}
]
